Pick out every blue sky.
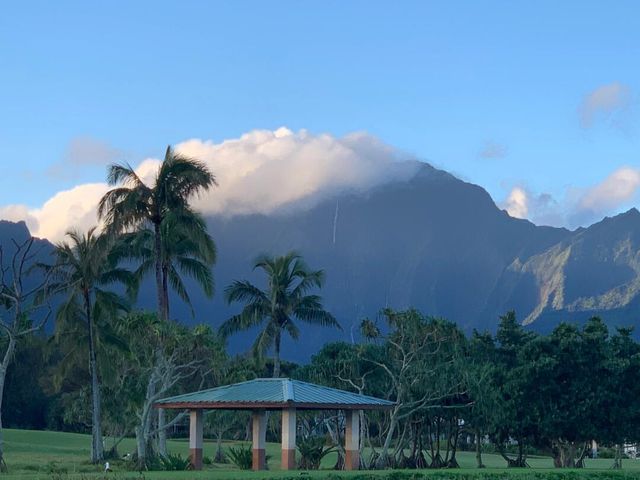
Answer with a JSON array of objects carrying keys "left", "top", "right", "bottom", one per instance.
[{"left": 1, "top": 1, "right": 639, "bottom": 233}]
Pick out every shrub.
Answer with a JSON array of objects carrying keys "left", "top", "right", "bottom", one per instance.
[
  {"left": 297, "top": 436, "right": 335, "bottom": 470},
  {"left": 158, "top": 453, "right": 190, "bottom": 471},
  {"left": 45, "top": 461, "right": 69, "bottom": 475},
  {"left": 227, "top": 444, "right": 253, "bottom": 470}
]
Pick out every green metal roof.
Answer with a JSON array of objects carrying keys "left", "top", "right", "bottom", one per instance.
[{"left": 155, "top": 378, "right": 395, "bottom": 410}]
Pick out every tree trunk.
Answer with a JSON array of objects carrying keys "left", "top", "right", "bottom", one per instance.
[
  {"left": 612, "top": 444, "right": 623, "bottom": 469},
  {"left": 273, "top": 330, "right": 281, "bottom": 378},
  {"left": 85, "top": 291, "right": 104, "bottom": 463},
  {"left": 475, "top": 430, "right": 485, "bottom": 468},
  {"left": 215, "top": 434, "right": 225, "bottom": 463},
  {"left": 154, "top": 222, "right": 168, "bottom": 456},
  {"left": 375, "top": 415, "right": 398, "bottom": 468},
  {"left": 162, "top": 263, "right": 170, "bottom": 321},
  {"left": 0, "top": 334, "right": 16, "bottom": 472},
  {"left": 154, "top": 222, "right": 166, "bottom": 323},
  {"left": 498, "top": 443, "right": 527, "bottom": 468},
  {"left": 446, "top": 420, "right": 460, "bottom": 468},
  {"left": 554, "top": 440, "right": 579, "bottom": 468},
  {"left": 135, "top": 425, "right": 148, "bottom": 469},
  {"left": 136, "top": 392, "right": 155, "bottom": 468},
  {"left": 157, "top": 408, "right": 167, "bottom": 457}
]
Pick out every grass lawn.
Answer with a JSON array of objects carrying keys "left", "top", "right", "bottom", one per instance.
[{"left": 3, "top": 428, "right": 640, "bottom": 479}]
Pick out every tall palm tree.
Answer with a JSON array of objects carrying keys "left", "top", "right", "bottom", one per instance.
[
  {"left": 221, "top": 252, "right": 340, "bottom": 378},
  {"left": 99, "top": 147, "right": 216, "bottom": 457},
  {"left": 98, "top": 145, "right": 216, "bottom": 323},
  {"left": 49, "top": 228, "right": 132, "bottom": 463}
]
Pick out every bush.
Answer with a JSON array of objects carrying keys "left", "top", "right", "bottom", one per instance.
[
  {"left": 227, "top": 444, "right": 253, "bottom": 470},
  {"left": 297, "top": 436, "right": 335, "bottom": 470},
  {"left": 272, "top": 473, "right": 640, "bottom": 480},
  {"left": 158, "top": 453, "right": 190, "bottom": 471},
  {"left": 45, "top": 461, "right": 69, "bottom": 475}
]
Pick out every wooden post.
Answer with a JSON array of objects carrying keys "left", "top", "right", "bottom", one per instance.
[
  {"left": 189, "top": 409, "right": 203, "bottom": 470},
  {"left": 344, "top": 409, "right": 360, "bottom": 470},
  {"left": 252, "top": 409, "right": 267, "bottom": 470},
  {"left": 281, "top": 407, "right": 297, "bottom": 469}
]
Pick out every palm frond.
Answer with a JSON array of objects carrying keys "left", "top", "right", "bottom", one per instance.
[
  {"left": 175, "top": 257, "right": 214, "bottom": 298},
  {"left": 224, "top": 280, "right": 268, "bottom": 305},
  {"left": 219, "top": 304, "right": 268, "bottom": 337}
]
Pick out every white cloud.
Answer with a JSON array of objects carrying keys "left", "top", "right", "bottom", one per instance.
[
  {"left": 577, "top": 167, "right": 640, "bottom": 212},
  {"left": 503, "top": 166, "right": 640, "bottom": 229},
  {"left": 478, "top": 141, "right": 507, "bottom": 159},
  {"left": 579, "top": 82, "right": 632, "bottom": 128},
  {"left": 503, "top": 186, "right": 529, "bottom": 219},
  {"left": 0, "top": 205, "right": 39, "bottom": 233},
  {"left": 177, "top": 128, "right": 419, "bottom": 216},
  {"left": 47, "top": 137, "right": 123, "bottom": 179},
  {"left": 0, "top": 128, "right": 420, "bottom": 241},
  {"left": 568, "top": 166, "right": 640, "bottom": 226}
]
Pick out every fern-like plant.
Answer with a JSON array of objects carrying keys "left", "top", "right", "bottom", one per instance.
[
  {"left": 298, "top": 436, "right": 335, "bottom": 470},
  {"left": 159, "top": 453, "right": 190, "bottom": 471},
  {"left": 227, "top": 444, "right": 253, "bottom": 470}
]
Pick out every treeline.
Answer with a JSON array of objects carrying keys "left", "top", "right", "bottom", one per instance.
[
  {"left": 300, "top": 309, "right": 640, "bottom": 470},
  {"left": 5, "top": 307, "right": 640, "bottom": 470}
]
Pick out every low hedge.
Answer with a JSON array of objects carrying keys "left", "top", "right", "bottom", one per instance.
[{"left": 281, "top": 473, "right": 640, "bottom": 480}]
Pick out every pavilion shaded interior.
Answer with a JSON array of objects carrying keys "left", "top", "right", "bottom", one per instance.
[{"left": 155, "top": 378, "right": 394, "bottom": 471}]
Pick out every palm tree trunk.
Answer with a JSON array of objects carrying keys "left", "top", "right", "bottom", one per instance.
[
  {"left": 154, "top": 222, "right": 166, "bottom": 323},
  {"left": 85, "top": 290, "right": 104, "bottom": 463},
  {"left": 273, "top": 330, "right": 281, "bottom": 378},
  {"left": 162, "top": 264, "right": 170, "bottom": 321},
  {"left": 157, "top": 262, "right": 170, "bottom": 456}
]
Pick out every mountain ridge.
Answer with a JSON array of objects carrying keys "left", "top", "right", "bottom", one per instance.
[{"left": 2, "top": 164, "right": 640, "bottom": 359}]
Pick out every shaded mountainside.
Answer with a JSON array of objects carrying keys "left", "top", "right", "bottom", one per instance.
[{"left": 3, "top": 164, "right": 640, "bottom": 359}]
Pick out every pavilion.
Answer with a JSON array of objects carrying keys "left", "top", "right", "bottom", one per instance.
[{"left": 155, "top": 378, "right": 394, "bottom": 471}]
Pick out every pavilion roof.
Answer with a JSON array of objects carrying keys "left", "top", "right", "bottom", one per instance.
[{"left": 155, "top": 378, "right": 395, "bottom": 410}]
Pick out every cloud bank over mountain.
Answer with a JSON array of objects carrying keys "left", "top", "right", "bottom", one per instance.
[
  {"left": 501, "top": 166, "right": 640, "bottom": 228},
  {"left": 0, "top": 128, "right": 419, "bottom": 241},
  {"left": 2, "top": 126, "right": 639, "bottom": 241}
]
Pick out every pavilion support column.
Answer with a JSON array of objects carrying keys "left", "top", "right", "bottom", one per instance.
[
  {"left": 281, "top": 407, "right": 297, "bottom": 470},
  {"left": 252, "top": 409, "right": 267, "bottom": 471},
  {"left": 189, "top": 409, "right": 203, "bottom": 470},
  {"left": 344, "top": 409, "right": 361, "bottom": 470}
]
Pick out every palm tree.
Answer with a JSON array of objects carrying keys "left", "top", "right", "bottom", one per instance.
[
  {"left": 99, "top": 147, "right": 216, "bottom": 457},
  {"left": 221, "top": 252, "right": 340, "bottom": 378},
  {"left": 98, "top": 145, "right": 216, "bottom": 323},
  {"left": 49, "top": 227, "right": 132, "bottom": 463}
]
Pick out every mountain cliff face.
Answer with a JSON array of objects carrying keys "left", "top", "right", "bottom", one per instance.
[
  {"left": 486, "top": 208, "right": 640, "bottom": 333},
  {"left": 3, "top": 163, "right": 640, "bottom": 358}
]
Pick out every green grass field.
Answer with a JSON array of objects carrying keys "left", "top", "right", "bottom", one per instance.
[{"left": 3, "top": 428, "right": 640, "bottom": 479}]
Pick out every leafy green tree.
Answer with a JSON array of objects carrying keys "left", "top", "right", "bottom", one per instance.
[
  {"left": 298, "top": 341, "right": 386, "bottom": 469},
  {"left": 603, "top": 326, "right": 640, "bottom": 468},
  {"left": 464, "top": 331, "right": 499, "bottom": 468},
  {"left": 112, "top": 312, "right": 225, "bottom": 467},
  {"left": 49, "top": 228, "right": 132, "bottom": 463},
  {"left": 98, "top": 145, "right": 216, "bottom": 323},
  {"left": 490, "top": 311, "right": 537, "bottom": 467},
  {"left": 221, "top": 252, "right": 339, "bottom": 378},
  {"left": 360, "top": 309, "right": 466, "bottom": 469}
]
